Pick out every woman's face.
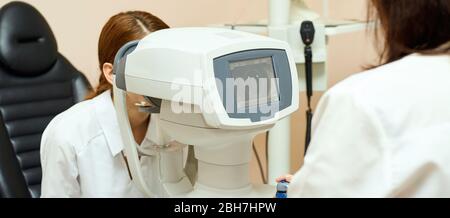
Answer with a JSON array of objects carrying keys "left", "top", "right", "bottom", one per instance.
[
  {"left": 126, "top": 91, "right": 151, "bottom": 124},
  {"left": 126, "top": 92, "right": 148, "bottom": 105},
  {"left": 102, "top": 62, "right": 151, "bottom": 121}
]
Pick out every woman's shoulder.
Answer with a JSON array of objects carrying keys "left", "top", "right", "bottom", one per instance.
[
  {"left": 320, "top": 53, "right": 450, "bottom": 119},
  {"left": 42, "top": 99, "right": 102, "bottom": 149},
  {"left": 328, "top": 53, "right": 450, "bottom": 98}
]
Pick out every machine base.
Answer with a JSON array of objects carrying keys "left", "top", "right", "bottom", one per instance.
[{"left": 175, "top": 184, "right": 276, "bottom": 198}]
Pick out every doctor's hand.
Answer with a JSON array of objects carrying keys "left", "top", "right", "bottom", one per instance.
[{"left": 276, "top": 174, "right": 293, "bottom": 183}]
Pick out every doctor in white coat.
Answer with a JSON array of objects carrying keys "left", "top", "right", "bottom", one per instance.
[{"left": 279, "top": 0, "right": 450, "bottom": 197}]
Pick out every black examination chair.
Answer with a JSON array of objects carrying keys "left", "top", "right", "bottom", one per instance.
[{"left": 0, "top": 1, "right": 90, "bottom": 198}]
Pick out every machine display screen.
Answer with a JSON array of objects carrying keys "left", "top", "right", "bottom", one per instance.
[{"left": 229, "top": 57, "right": 279, "bottom": 108}]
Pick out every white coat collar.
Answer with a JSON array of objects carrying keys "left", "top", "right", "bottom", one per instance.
[
  {"left": 93, "top": 90, "right": 124, "bottom": 157},
  {"left": 93, "top": 90, "right": 159, "bottom": 157}
]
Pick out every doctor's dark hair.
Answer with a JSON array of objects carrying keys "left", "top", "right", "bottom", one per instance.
[
  {"left": 369, "top": 0, "right": 450, "bottom": 65},
  {"left": 86, "top": 11, "right": 169, "bottom": 99}
]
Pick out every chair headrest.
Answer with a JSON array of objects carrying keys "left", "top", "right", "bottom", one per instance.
[{"left": 0, "top": 1, "right": 58, "bottom": 77}]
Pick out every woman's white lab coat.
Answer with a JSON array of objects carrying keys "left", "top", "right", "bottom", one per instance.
[
  {"left": 40, "top": 90, "right": 160, "bottom": 198},
  {"left": 289, "top": 53, "right": 450, "bottom": 197}
]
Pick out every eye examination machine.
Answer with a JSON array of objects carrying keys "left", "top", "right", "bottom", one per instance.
[{"left": 113, "top": 27, "right": 299, "bottom": 197}]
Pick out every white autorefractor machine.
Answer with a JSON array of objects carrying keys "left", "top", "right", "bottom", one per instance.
[{"left": 113, "top": 27, "right": 299, "bottom": 197}]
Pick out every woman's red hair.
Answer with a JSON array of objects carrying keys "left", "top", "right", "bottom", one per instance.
[{"left": 86, "top": 11, "right": 169, "bottom": 99}]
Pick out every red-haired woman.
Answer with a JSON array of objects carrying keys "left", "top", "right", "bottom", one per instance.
[{"left": 40, "top": 11, "right": 169, "bottom": 197}]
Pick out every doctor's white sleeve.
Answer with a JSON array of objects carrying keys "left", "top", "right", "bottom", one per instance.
[
  {"left": 289, "top": 86, "right": 392, "bottom": 197},
  {"left": 40, "top": 121, "right": 81, "bottom": 198}
]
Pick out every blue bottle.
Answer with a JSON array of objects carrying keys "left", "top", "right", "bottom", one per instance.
[{"left": 275, "top": 180, "right": 289, "bottom": 198}]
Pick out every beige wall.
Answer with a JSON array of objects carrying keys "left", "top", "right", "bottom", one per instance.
[{"left": 0, "top": 0, "right": 379, "bottom": 184}]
